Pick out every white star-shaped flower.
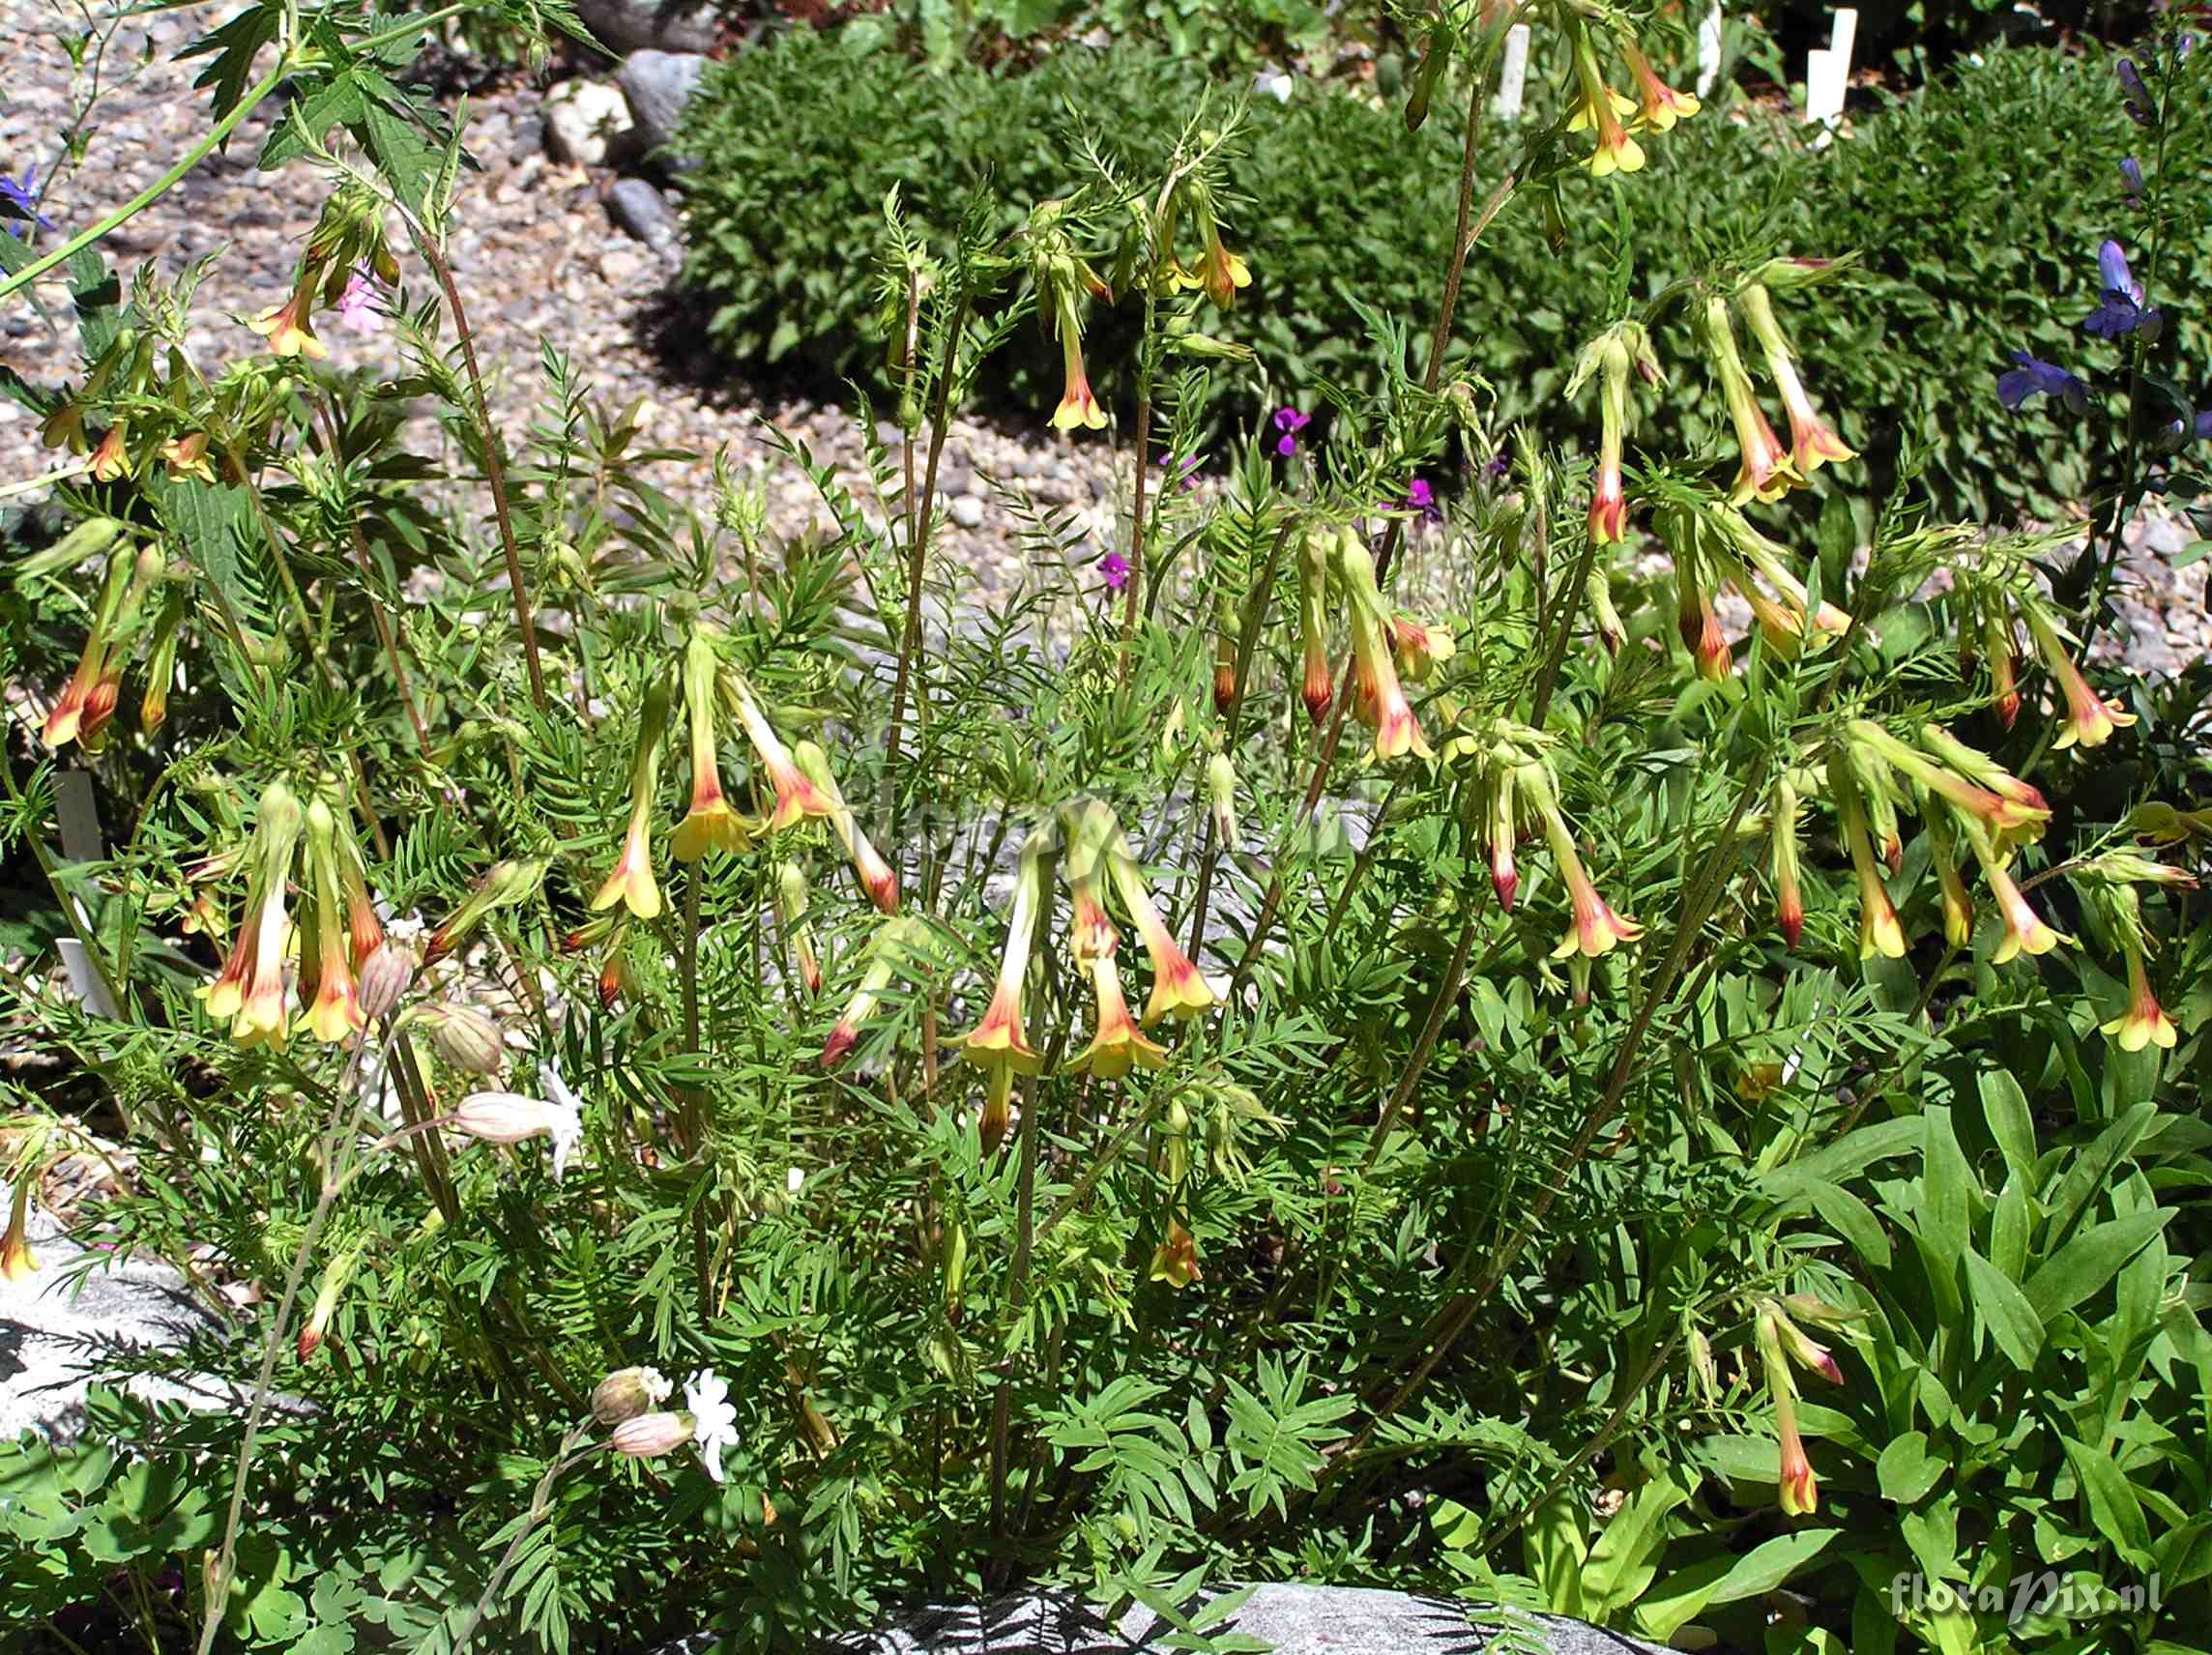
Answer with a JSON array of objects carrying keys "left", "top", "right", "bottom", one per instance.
[{"left": 685, "top": 1367, "right": 739, "bottom": 1484}]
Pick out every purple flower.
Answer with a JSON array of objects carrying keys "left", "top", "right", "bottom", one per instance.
[
  {"left": 2120, "top": 157, "right": 2144, "bottom": 199},
  {"left": 1996, "top": 350, "right": 2088, "bottom": 413},
  {"left": 1406, "top": 478, "right": 1441, "bottom": 521},
  {"left": 335, "top": 270, "right": 383, "bottom": 334},
  {"left": 2195, "top": 408, "right": 2212, "bottom": 443},
  {"left": 2084, "top": 240, "right": 2162, "bottom": 339},
  {"left": 0, "top": 165, "right": 53, "bottom": 237},
  {"left": 1484, "top": 452, "right": 1511, "bottom": 481},
  {"left": 1098, "top": 549, "right": 1130, "bottom": 592},
  {"left": 1272, "top": 406, "right": 1310, "bottom": 457},
  {"left": 2118, "top": 59, "right": 2155, "bottom": 125},
  {"left": 1156, "top": 450, "right": 1201, "bottom": 491}
]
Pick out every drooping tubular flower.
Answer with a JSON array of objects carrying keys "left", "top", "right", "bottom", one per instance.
[
  {"left": 1918, "top": 723, "right": 2050, "bottom": 836},
  {"left": 1703, "top": 293, "right": 1798, "bottom": 505},
  {"left": 297, "top": 1239, "right": 365, "bottom": 1362},
  {"left": 591, "top": 674, "right": 672, "bottom": 920},
  {"left": 204, "top": 780, "right": 306, "bottom": 1045},
  {"left": 1980, "top": 604, "right": 2023, "bottom": 727},
  {"left": 2023, "top": 606, "right": 2136, "bottom": 750},
  {"left": 1568, "top": 323, "right": 1659, "bottom": 545},
  {"left": 1190, "top": 188, "right": 1253, "bottom": 311},
  {"left": 1333, "top": 528, "right": 1432, "bottom": 763},
  {"left": 670, "top": 629, "right": 753, "bottom": 863},
  {"left": 2, "top": 1172, "right": 38, "bottom": 1283},
  {"left": 1959, "top": 818, "right": 2069, "bottom": 965},
  {"left": 1211, "top": 609, "right": 1238, "bottom": 713},
  {"left": 1846, "top": 734, "right": 1906, "bottom": 876},
  {"left": 1771, "top": 776, "right": 1804, "bottom": 949},
  {"left": 1711, "top": 508, "right": 1851, "bottom": 644},
  {"left": 1149, "top": 1216, "right": 1203, "bottom": 1289},
  {"left": 953, "top": 825, "right": 1054, "bottom": 1085},
  {"left": 821, "top": 915, "right": 930, "bottom": 1068},
  {"left": 1670, "top": 521, "right": 1732, "bottom": 682},
  {"left": 44, "top": 544, "right": 163, "bottom": 751},
  {"left": 1826, "top": 748, "right": 1905, "bottom": 960},
  {"left": 1067, "top": 952, "right": 1169, "bottom": 1080},
  {"left": 2089, "top": 883, "right": 2177, "bottom": 1053},
  {"left": 1487, "top": 763, "right": 1519, "bottom": 912},
  {"left": 1519, "top": 762, "right": 1643, "bottom": 959},
  {"left": 248, "top": 262, "right": 333, "bottom": 361},
  {"left": 1737, "top": 283, "right": 1855, "bottom": 478},
  {"left": 138, "top": 585, "right": 188, "bottom": 736},
  {"left": 1205, "top": 753, "right": 1240, "bottom": 854},
  {"left": 1105, "top": 822, "right": 1223, "bottom": 1024},
  {"left": 1925, "top": 809, "right": 1976, "bottom": 948},
  {"left": 776, "top": 861, "right": 822, "bottom": 998},
  {"left": 1848, "top": 720, "right": 2051, "bottom": 847},
  {"left": 1568, "top": 22, "right": 1645, "bottom": 177},
  {"left": 424, "top": 858, "right": 548, "bottom": 966},
  {"left": 1062, "top": 799, "right": 1121, "bottom": 967},
  {"left": 1029, "top": 208, "right": 1111, "bottom": 435},
  {"left": 296, "top": 792, "right": 365, "bottom": 1044},
  {"left": 1619, "top": 37, "right": 1701, "bottom": 131},
  {"left": 723, "top": 671, "right": 834, "bottom": 832},
  {"left": 1756, "top": 1306, "right": 1820, "bottom": 1517},
  {"left": 1296, "top": 526, "right": 1333, "bottom": 725},
  {"left": 794, "top": 742, "right": 899, "bottom": 914},
  {"left": 1389, "top": 614, "right": 1456, "bottom": 683}
]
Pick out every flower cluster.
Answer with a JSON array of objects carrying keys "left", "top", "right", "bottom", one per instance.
[
  {"left": 199, "top": 778, "right": 390, "bottom": 1047},
  {"left": 1658, "top": 500, "right": 1850, "bottom": 681},
  {"left": 1754, "top": 1296, "right": 1855, "bottom": 1517},
  {"left": 1701, "top": 264, "right": 1856, "bottom": 506},
  {"left": 245, "top": 183, "right": 397, "bottom": 363},
  {"left": 1565, "top": 19, "right": 1702, "bottom": 178},
  {"left": 1441, "top": 717, "right": 1642, "bottom": 981},
  {"left": 1294, "top": 525, "right": 1451, "bottom": 762},
  {"left": 1566, "top": 321, "right": 1661, "bottom": 546},
  {"left": 583, "top": 625, "right": 886, "bottom": 929},
  {"left": 41, "top": 535, "right": 184, "bottom": 751}
]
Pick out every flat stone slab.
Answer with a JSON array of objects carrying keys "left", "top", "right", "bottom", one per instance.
[
  {"left": 0, "top": 1206, "right": 232, "bottom": 1445},
  {"left": 670, "top": 1583, "right": 1669, "bottom": 1653}
]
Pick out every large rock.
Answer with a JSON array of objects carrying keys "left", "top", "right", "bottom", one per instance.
[
  {"left": 574, "top": 0, "right": 721, "bottom": 54},
  {"left": 606, "top": 177, "right": 683, "bottom": 258},
  {"left": 0, "top": 1205, "right": 232, "bottom": 1445},
  {"left": 660, "top": 1584, "right": 1674, "bottom": 1653},
  {"left": 619, "top": 49, "right": 710, "bottom": 163},
  {"left": 543, "top": 76, "right": 633, "bottom": 167}
]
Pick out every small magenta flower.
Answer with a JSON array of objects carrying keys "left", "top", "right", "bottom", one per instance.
[
  {"left": 335, "top": 270, "right": 383, "bottom": 334},
  {"left": 1272, "top": 406, "right": 1310, "bottom": 457},
  {"left": 591, "top": 676, "right": 672, "bottom": 920},
  {"left": 1406, "top": 478, "right": 1441, "bottom": 521},
  {"left": 1099, "top": 549, "right": 1130, "bottom": 591},
  {"left": 2084, "top": 240, "right": 2161, "bottom": 338},
  {"left": 1996, "top": 351, "right": 2088, "bottom": 412},
  {"left": 0, "top": 165, "right": 54, "bottom": 236},
  {"left": 1158, "top": 450, "right": 1201, "bottom": 491}
]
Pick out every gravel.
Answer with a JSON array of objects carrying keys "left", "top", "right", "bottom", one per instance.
[
  {"left": 0, "top": 2, "right": 1130, "bottom": 604},
  {"left": 2, "top": 1, "right": 2203, "bottom": 662}
]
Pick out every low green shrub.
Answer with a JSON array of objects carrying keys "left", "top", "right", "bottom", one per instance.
[{"left": 676, "top": 33, "right": 2212, "bottom": 517}]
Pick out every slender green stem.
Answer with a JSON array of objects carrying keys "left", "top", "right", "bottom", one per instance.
[
  {"left": 0, "top": 66, "right": 289, "bottom": 301},
  {"left": 408, "top": 230, "right": 548, "bottom": 714},
  {"left": 446, "top": 1424, "right": 596, "bottom": 1655},
  {"left": 886, "top": 293, "right": 970, "bottom": 836}
]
